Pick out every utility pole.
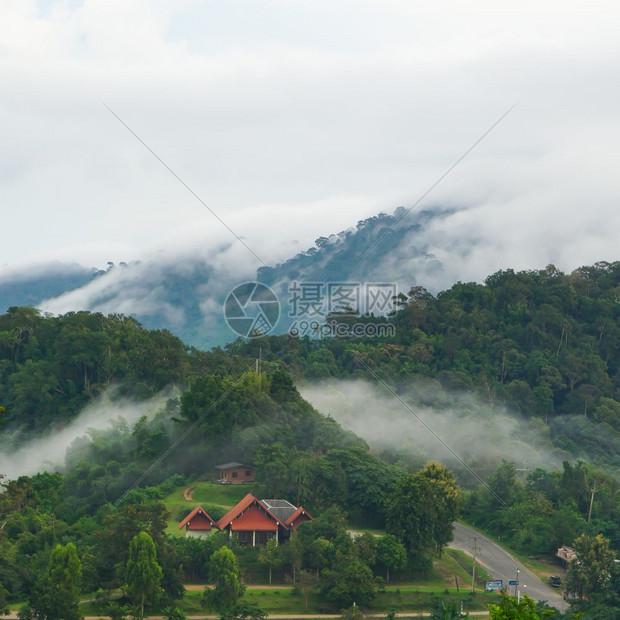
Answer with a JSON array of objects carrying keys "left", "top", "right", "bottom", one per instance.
[
  {"left": 587, "top": 480, "right": 598, "bottom": 523},
  {"left": 255, "top": 347, "right": 263, "bottom": 392},
  {"left": 514, "top": 568, "right": 520, "bottom": 598},
  {"left": 515, "top": 459, "right": 530, "bottom": 482},
  {"left": 470, "top": 537, "right": 481, "bottom": 593}
]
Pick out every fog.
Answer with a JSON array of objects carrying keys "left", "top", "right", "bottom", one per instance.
[
  {"left": 300, "top": 379, "right": 570, "bottom": 485},
  {"left": 0, "top": 387, "right": 176, "bottom": 480},
  {"left": 2, "top": 1, "right": 620, "bottom": 285}
]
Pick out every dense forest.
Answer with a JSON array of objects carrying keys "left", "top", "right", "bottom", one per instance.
[{"left": 0, "top": 261, "right": 618, "bottom": 618}]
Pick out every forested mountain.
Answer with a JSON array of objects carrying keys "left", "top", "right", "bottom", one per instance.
[
  {"left": 0, "top": 263, "right": 98, "bottom": 309},
  {"left": 0, "top": 209, "right": 452, "bottom": 349},
  {"left": 232, "top": 261, "right": 620, "bottom": 474},
  {"left": 0, "top": 257, "right": 618, "bottom": 617}
]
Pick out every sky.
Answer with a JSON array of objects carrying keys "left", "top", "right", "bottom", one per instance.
[{"left": 1, "top": 0, "right": 619, "bottom": 278}]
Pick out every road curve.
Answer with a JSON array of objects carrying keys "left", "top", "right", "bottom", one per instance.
[{"left": 449, "top": 522, "right": 565, "bottom": 610}]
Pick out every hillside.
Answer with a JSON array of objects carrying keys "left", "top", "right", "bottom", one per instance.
[
  {"left": 0, "top": 208, "right": 454, "bottom": 349},
  {"left": 0, "top": 279, "right": 618, "bottom": 617}
]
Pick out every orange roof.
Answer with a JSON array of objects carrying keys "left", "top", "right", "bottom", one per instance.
[
  {"left": 217, "top": 493, "right": 285, "bottom": 531},
  {"left": 231, "top": 505, "right": 278, "bottom": 531},
  {"left": 178, "top": 506, "right": 216, "bottom": 530},
  {"left": 284, "top": 506, "right": 313, "bottom": 530}
]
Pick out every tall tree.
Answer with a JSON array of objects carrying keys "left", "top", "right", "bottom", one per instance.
[
  {"left": 419, "top": 463, "right": 462, "bottom": 555},
  {"left": 258, "top": 538, "right": 280, "bottom": 585},
  {"left": 386, "top": 463, "right": 461, "bottom": 555},
  {"left": 30, "top": 542, "right": 82, "bottom": 620},
  {"left": 567, "top": 533, "right": 616, "bottom": 600},
  {"left": 202, "top": 546, "right": 244, "bottom": 617},
  {"left": 125, "top": 531, "right": 163, "bottom": 619},
  {"left": 321, "top": 559, "right": 377, "bottom": 609},
  {"left": 376, "top": 535, "right": 407, "bottom": 583}
]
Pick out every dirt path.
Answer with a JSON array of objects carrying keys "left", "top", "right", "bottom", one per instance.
[{"left": 183, "top": 485, "right": 196, "bottom": 501}]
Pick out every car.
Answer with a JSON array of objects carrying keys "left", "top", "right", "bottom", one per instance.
[{"left": 549, "top": 575, "right": 562, "bottom": 588}]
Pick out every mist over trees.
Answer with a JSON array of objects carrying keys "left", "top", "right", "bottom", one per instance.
[{"left": 0, "top": 260, "right": 617, "bottom": 617}]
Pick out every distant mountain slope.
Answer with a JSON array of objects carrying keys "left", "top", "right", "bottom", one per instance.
[
  {"left": 0, "top": 263, "right": 99, "bottom": 311},
  {"left": 0, "top": 208, "right": 454, "bottom": 349},
  {"left": 257, "top": 207, "right": 448, "bottom": 286}
]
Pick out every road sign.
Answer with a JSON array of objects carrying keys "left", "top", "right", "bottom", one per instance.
[
  {"left": 508, "top": 580, "right": 519, "bottom": 586},
  {"left": 485, "top": 580, "right": 503, "bottom": 592}
]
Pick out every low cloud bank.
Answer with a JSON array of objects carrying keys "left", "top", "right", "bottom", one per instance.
[
  {"left": 0, "top": 387, "right": 176, "bottom": 480},
  {"left": 300, "top": 379, "right": 569, "bottom": 484}
]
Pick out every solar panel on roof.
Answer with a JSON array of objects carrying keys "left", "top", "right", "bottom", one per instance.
[
  {"left": 261, "top": 499, "right": 297, "bottom": 522},
  {"left": 262, "top": 499, "right": 295, "bottom": 508}
]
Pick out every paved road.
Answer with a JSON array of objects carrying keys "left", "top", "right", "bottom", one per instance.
[{"left": 449, "top": 523, "right": 565, "bottom": 610}]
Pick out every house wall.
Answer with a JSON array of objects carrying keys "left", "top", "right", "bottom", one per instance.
[
  {"left": 218, "top": 466, "right": 254, "bottom": 483},
  {"left": 185, "top": 528, "right": 212, "bottom": 539}
]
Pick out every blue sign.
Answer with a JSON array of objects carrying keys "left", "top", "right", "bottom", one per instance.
[{"left": 508, "top": 580, "right": 519, "bottom": 586}]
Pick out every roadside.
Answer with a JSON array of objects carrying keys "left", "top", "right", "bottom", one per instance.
[{"left": 449, "top": 523, "right": 565, "bottom": 610}]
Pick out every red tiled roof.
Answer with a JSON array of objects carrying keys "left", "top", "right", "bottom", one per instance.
[
  {"left": 231, "top": 505, "right": 278, "bottom": 531},
  {"left": 216, "top": 493, "right": 286, "bottom": 531},
  {"left": 284, "top": 506, "right": 313, "bottom": 530},
  {"left": 178, "top": 506, "right": 216, "bottom": 530}
]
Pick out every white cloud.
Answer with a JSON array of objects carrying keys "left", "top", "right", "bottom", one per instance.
[
  {"left": 300, "top": 379, "right": 569, "bottom": 482},
  {"left": 0, "top": 0, "right": 618, "bottom": 282},
  {"left": 0, "top": 386, "right": 176, "bottom": 479}
]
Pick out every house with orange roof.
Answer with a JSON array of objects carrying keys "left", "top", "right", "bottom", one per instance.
[
  {"left": 214, "top": 493, "right": 313, "bottom": 547},
  {"left": 178, "top": 506, "right": 218, "bottom": 538}
]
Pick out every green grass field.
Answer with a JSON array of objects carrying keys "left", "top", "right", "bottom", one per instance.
[
  {"left": 161, "top": 480, "right": 267, "bottom": 536},
  {"left": 80, "top": 585, "right": 498, "bottom": 617}
]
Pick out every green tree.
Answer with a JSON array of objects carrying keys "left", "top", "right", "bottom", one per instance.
[
  {"left": 322, "top": 560, "right": 378, "bottom": 609},
  {"left": 258, "top": 538, "right": 280, "bottom": 585},
  {"left": 0, "top": 581, "right": 9, "bottom": 616},
  {"left": 296, "top": 569, "right": 316, "bottom": 612},
  {"left": 161, "top": 607, "right": 187, "bottom": 620},
  {"left": 354, "top": 533, "right": 377, "bottom": 566},
  {"left": 430, "top": 598, "right": 470, "bottom": 618},
  {"left": 487, "top": 461, "right": 524, "bottom": 508},
  {"left": 386, "top": 464, "right": 461, "bottom": 555},
  {"left": 125, "top": 531, "right": 163, "bottom": 619},
  {"left": 488, "top": 593, "right": 555, "bottom": 619},
  {"left": 202, "top": 546, "right": 244, "bottom": 617},
  {"left": 376, "top": 535, "right": 407, "bottom": 583},
  {"left": 224, "top": 602, "right": 267, "bottom": 620},
  {"left": 419, "top": 463, "right": 462, "bottom": 554},
  {"left": 30, "top": 542, "right": 82, "bottom": 620},
  {"left": 567, "top": 533, "right": 616, "bottom": 599}
]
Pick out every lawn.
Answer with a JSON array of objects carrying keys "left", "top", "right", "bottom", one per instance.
[
  {"left": 79, "top": 587, "right": 498, "bottom": 617},
  {"left": 149, "top": 587, "right": 498, "bottom": 616},
  {"left": 428, "top": 548, "right": 490, "bottom": 589},
  {"left": 161, "top": 481, "right": 267, "bottom": 536}
]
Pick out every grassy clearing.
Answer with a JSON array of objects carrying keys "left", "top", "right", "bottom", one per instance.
[
  {"left": 428, "top": 548, "right": 490, "bottom": 590},
  {"left": 161, "top": 481, "right": 267, "bottom": 536},
  {"left": 137, "top": 587, "right": 498, "bottom": 616},
  {"left": 110, "top": 587, "right": 498, "bottom": 616}
]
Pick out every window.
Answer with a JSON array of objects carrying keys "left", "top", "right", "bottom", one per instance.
[
  {"left": 232, "top": 471, "right": 238, "bottom": 478},
  {"left": 245, "top": 469, "right": 252, "bottom": 476},
  {"left": 256, "top": 531, "right": 274, "bottom": 546}
]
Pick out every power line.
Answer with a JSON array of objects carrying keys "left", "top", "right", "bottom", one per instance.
[
  {"left": 101, "top": 102, "right": 266, "bottom": 267},
  {"left": 115, "top": 368, "right": 254, "bottom": 506},
  {"left": 352, "top": 103, "right": 518, "bottom": 270}
]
